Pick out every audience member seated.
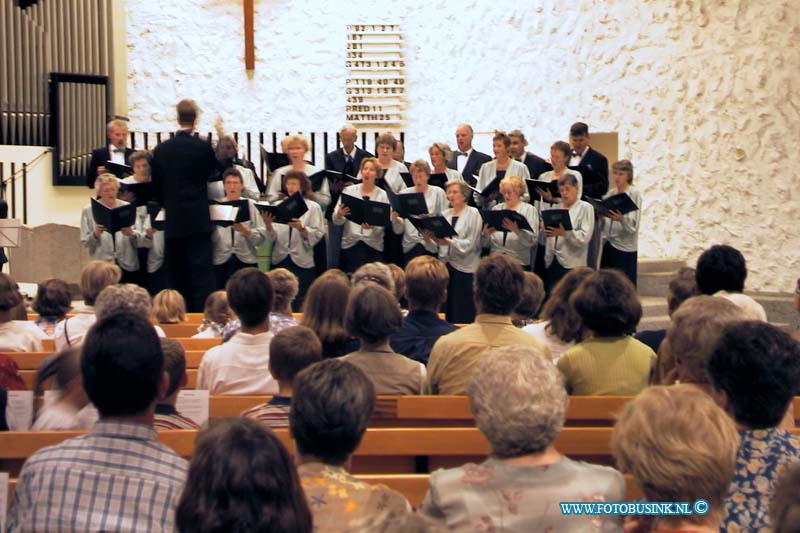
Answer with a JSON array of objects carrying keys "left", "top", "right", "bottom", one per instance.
[
  {"left": 153, "top": 338, "right": 199, "bottom": 430},
  {"left": 94, "top": 283, "right": 166, "bottom": 337},
  {"left": 192, "top": 290, "right": 230, "bottom": 338},
  {"left": 557, "top": 269, "right": 654, "bottom": 395},
  {"left": 300, "top": 271, "right": 359, "bottom": 358},
  {"left": 342, "top": 283, "right": 426, "bottom": 394},
  {"left": 176, "top": 418, "right": 312, "bottom": 533},
  {"left": 197, "top": 268, "right": 277, "bottom": 394},
  {"left": 387, "top": 262, "right": 407, "bottom": 309},
  {"left": 654, "top": 295, "right": 747, "bottom": 386},
  {"left": 427, "top": 255, "right": 549, "bottom": 394},
  {"left": 0, "top": 353, "right": 25, "bottom": 390},
  {"left": 0, "top": 273, "right": 45, "bottom": 351},
  {"left": 267, "top": 268, "right": 299, "bottom": 331},
  {"left": 151, "top": 289, "right": 187, "bottom": 324},
  {"left": 511, "top": 271, "right": 545, "bottom": 327},
  {"left": 420, "top": 345, "right": 624, "bottom": 530},
  {"left": 291, "top": 359, "right": 413, "bottom": 530},
  {"left": 32, "top": 278, "right": 72, "bottom": 337},
  {"left": 32, "top": 347, "right": 96, "bottom": 430},
  {"left": 635, "top": 266, "right": 697, "bottom": 356},
  {"left": 55, "top": 260, "right": 121, "bottom": 350},
  {"left": 696, "top": 244, "right": 767, "bottom": 321},
  {"left": 612, "top": 385, "right": 739, "bottom": 533},
  {"left": 390, "top": 256, "right": 456, "bottom": 365},
  {"left": 523, "top": 267, "right": 591, "bottom": 362},
  {"left": 242, "top": 325, "right": 322, "bottom": 427},
  {"left": 221, "top": 268, "right": 300, "bottom": 341},
  {"left": 709, "top": 321, "right": 800, "bottom": 531},
  {"left": 352, "top": 261, "right": 395, "bottom": 293},
  {"left": 771, "top": 461, "right": 800, "bottom": 533},
  {"left": 7, "top": 312, "right": 187, "bottom": 532}
]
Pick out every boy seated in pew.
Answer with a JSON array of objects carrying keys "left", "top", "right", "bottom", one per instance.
[
  {"left": 241, "top": 326, "right": 322, "bottom": 427},
  {"left": 153, "top": 338, "right": 199, "bottom": 430}
]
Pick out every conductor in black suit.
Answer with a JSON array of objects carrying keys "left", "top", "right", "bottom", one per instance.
[
  {"left": 447, "top": 123, "right": 492, "bottom": 184},
  {"left": 508, "top": 129, "right": 553, "bottom": 180},
  {"left": 324, "top": 124, "right": 372, "bottom": 268},
  {"left": 150, "top": 99, "right": 217, "bottom": 312},
  {"left": 86, "top": 119, "right": 134, "bottom": 188},
  {"left": 569, "top": 122, "right": 610, "bottom": 269}
]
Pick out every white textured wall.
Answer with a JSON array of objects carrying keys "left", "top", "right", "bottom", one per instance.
[{"left": 126, "top": 0, "right": 800, "bottom": 291}]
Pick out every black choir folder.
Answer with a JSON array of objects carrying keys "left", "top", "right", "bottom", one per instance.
[
  {"left": 104, "top": 161, "right": 132, "bottom": 179},
  {"left": 525, "top": 179, "right": 560, "bottom": 202},
  {"left": 468, "top": 174, "right": 503, "bottom": 198},
  {"left": 120, "top": 181, "right": 156, "bottom": 207},
  {"left": 387, "top": 190, "right": 428, "bottom": 218},
  {"left": 209, "top": 200, "right": 250, "bottom": 227},
  {"left": 340, "top": 194, "right": 391, "bottom": 227},
  {"left": 428, "top": 173, "right": 448, "bottom": 189},
  {"left": 260, "top": 145, "right": 290, "bottom": 171},
  {"left": 480, "top": 210, "right": 534, "bottom": 232},
  {"left": 585, "top": 193, "right": 639, "bottom": 216},
  {"left": 399, "top": 172, "right": 413, "bottom": 188},
  {"left": 254, "top": 192, "right": 308, "bottom": 224},
  {"left": 325, "top": 170, "right": 361, "bottom": 186},
  {"left": 146, "top": 202, "right": 165, "bottom": 231},
  {"left": 541, "top": 209, "right": 573, "bottom": 231},
  {"left": 91, "top": 198, "right": 136, "bottom": 233},
  {"left": 408, "top": 215, "right": 458, "bottom": 239}
]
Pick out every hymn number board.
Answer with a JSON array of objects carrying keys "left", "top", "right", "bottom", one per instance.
[{"left": 345, "top": 24, "right": 406, "bottom": 125}]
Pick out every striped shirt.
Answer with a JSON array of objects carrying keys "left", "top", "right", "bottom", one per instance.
[
  {"left": 7, "top": 420, "right": 188, "bottom": 532},
  {"left": 241, "top": 395, "right": 291, "bottom": 428},
  {"left": 153, "top": 404, "right": 200, "bottom": 430}
]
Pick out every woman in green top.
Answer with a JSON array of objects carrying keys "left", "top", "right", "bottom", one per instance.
[{"left": 556, "top": 269, "right": 655, "bottom": 395}]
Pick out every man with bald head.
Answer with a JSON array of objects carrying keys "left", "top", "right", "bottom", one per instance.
[
  {"left": 324, "top": 124, "right": 373, "bottom": 267},
  {"left": 447, "top": 124, "right": 491, "bottom": 184}
]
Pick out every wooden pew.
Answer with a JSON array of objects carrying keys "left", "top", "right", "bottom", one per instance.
[
  {"left": 159, "top": 323, "right": 203, "bottom": 337},
  {"left": 19, "top": 368, "right": 198, "bottom": 390},
  {"left": 7, "top": 350, "right": 206, "bottom": 371},
  {"left": 0, "top": 426, "right": 618, "bottom": 476},
  {"left": 6, "top": 473, "right": 642, "bottom": 512}
]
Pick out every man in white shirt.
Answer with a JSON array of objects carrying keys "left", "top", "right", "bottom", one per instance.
[
  {"left": 86, "top": 119, "right": 133, "bottom": 188},
  {"left": 197, "top": 268, "right": 277, "bottom": 394},
  {"left": 324, "top": 124, "right": 373, "bottom": 268},
  {"left": 447, "top": 124, "right": 491, "bottom": 184}
]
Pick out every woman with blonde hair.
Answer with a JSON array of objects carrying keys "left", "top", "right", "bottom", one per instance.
[
  {"left": 483, "top": 174, "right": 538, "bottom": 270},
  {"left": 54, "top": 260, "right": 121, "bottom": 350},
  {"left": 151, "top": 289, "right": 187, "bottom": 324},
  {"left": 333, "top": 157, "right": 391, "bottom": 273},
  {"left": 193, "top": 290, "right": 230, "bottom": 338},
  {"left": 612, "top": 385, "right": 739, "bottom": 532},
  {"left": 266, "top": 134, "right": 330, "bottom": 212},
  {"left": 80, "top": 173, "right": 142, "bottom": 284}
]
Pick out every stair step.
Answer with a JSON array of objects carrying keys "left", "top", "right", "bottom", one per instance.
[{"left": 637, "top": 259, "right": 686, "bottom": 274}]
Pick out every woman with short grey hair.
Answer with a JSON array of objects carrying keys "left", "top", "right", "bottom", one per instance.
[
  {"left": 94, "top": 284, "right": 166, "bottom": 337},
  {"left": 419, "top": 344, "right": 625, "bottom": 530}
]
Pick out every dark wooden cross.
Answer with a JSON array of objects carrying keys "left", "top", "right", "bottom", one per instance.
[{"left": 243, "top": 0, "right": 255, "bottom": 70}]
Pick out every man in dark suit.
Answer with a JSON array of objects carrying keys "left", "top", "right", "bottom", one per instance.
[
  {"left": 568, "top": 122, "right": 609, "bottom": 200},
  {"left": 150, "top": 99, "right": 217, "bottom": 312},
  {"left": 86, "top": 119, "right": 134, "bottom": 188},
  {"left": 568, "top": 122, "right": 609, "bottom": 269},
  {"left": 447, "top": 123, "right": 492, "bottom": 184},
  {"left": 508, "top": 129, "right": 552, "bottom": 180},
  {"left": 324, "top": 124, "right": 372, "bottom": 268}
]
